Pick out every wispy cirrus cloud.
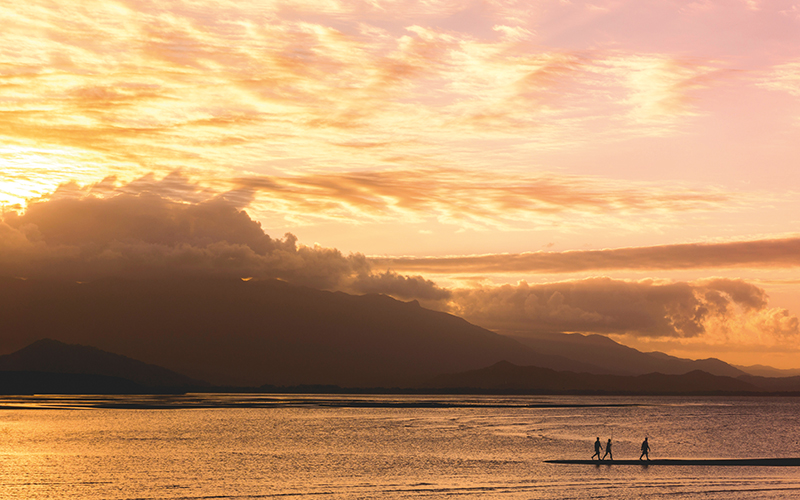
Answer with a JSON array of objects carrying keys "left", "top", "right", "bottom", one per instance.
[
  {"left": 758, "top": 61, "right": 800, "bottom": 97},
  {"left": 0, "top": 0, "right": 747, "bottom": 208},
  {"left": 235, "top": 167, "right": 741, "bottom": 229},
  {"left": 604, "top": 55, "right": 733, "bottom": 126},
  {"left": 374, "top": 237, "right": 800, "bottom": 274},
  {"left": 8, "top": 168, "right": 752, "bottom": 247}
]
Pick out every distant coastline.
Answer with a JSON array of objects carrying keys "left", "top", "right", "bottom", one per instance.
[{"left": 4, "top": 370, "right": 800, "bottom": 397}]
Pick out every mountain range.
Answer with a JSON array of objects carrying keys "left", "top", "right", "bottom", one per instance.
[
  {"left": 0, "top": 277, "right": 598, "bottom": 387},
  {"left": 427, "top": 361, "right": 759, "bottom": 394},
  {"left": 2, "top": 339, "right": 798, "bottom": 395},
  {"left": 0, "top": 276, "right": 797, "bottom": 393},
  {"left": 509, "top": 333, "right": 748, "bottom": 377}
]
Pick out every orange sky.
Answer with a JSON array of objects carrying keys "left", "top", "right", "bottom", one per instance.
[{"left": 2, "top": 0, "right": 800, "bottom": 367}]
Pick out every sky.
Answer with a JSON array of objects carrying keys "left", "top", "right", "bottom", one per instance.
[{"left": 2, "top": 0, "right": 800, "bottom": 368}]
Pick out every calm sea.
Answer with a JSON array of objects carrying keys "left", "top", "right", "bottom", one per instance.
[{"left": 1, "top": 394, "right": 800, "bottom": 499}]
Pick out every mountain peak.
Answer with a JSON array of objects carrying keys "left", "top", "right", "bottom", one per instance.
[
  {"left": 0, "top": 338, "right": 205, "bottom": 388},
  {"left": 0, "top": 277, "right": 604, "bottom": 387}
]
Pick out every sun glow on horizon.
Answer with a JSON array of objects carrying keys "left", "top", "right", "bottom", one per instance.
[{"left": 0, "top": 146, "right": 135, "bottom": 207}]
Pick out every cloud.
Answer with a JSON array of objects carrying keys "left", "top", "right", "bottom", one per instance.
[
  {"left": 374, "top": 237, "right": 800, "bottom": 273},
  {"left": 8, "top": 168, "right": 747, "bottom": 284},
  {"left": 604, "top": 54, "right": 732, "bottom": 125},
  {"left": 0, "top": 177, "right": 449, "bottom": 299},
  {"left": 743, "top": 0, "right": 760, "bottom": 11},
  {"left": 758, "top": 61, "right": 800, "bottom": 97},
  {"left": 3, "top": 174, "right": 795, "bottom": 355},
  {"left": 0, "top": 0, "right": 748, "bottom": 201},
  {"left": 236, "top": 167, "right": 740, "bottom": 229},
  {"left": 350, "top": 270, "right": 451, "bottom": 300},
  {"left": 445, "top": 277, "right": 799, "bottom": 342}
]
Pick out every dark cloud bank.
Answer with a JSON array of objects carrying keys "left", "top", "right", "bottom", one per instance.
[{"left": 0, "top": 184, "right": 447, "bottom": 300}]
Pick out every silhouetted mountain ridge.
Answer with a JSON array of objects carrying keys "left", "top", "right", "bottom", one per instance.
[
  {"left": 425, "top": 360, "right": 761, "bottom": 394},
  {"left": 737, "top": 374, "right": 800, "bottom": 392},
  {"left": 733, "top": 364, "right": 800, "bottom": 377},
  {"left": 0, "top": 277, "right": 604, "bottom": 387},
  {"left": 510, "top": 332, "right": 747, "bottom": 377},
  {"left": 1, "top": 277, "right": 795, "bottom": 392},
  {"left": 4, "top": 338, "right": 800, "bottom": 395},
  {"left": 0, "top": 338, "right": 206, "bottom": 389}
]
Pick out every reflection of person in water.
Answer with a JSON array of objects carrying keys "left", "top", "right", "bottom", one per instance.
[
  {"left": 640, "top": 437, "right": 650, "bottom": 460},
  {"left": 602, "top": 439, "right": 613, "bottom": 460},
  {"left": 591, "top": 437, "right": 603, "bottom": 460}
]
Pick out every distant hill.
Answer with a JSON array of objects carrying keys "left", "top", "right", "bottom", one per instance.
[
  {"left": 425, "top": 361, "right": 761, "bottom": 395},
  {"left": 0, "top": 277, "right": 605, "bottom": 387},
  {"left": 2, "top": 337, "right": 797, "bottom": 396},
  {"left": 0, "top": 339, "right": 206, "bottom": 389},
  {"left": 0, "top": 371, "right": 149, "bottom": 395},
  {"left": 734, "top": 364, "right": 800, "bottom": 378},
  {"left": 737, "top": 374, "right": 800, "bottom": 392},
  {"left": 510, "top": 333, "right": 747, "bottom": 377},
  {"left": 646, "top": 351, "right": 746, "bottom": 377}
]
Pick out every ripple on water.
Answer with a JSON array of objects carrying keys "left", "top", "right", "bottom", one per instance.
[{"left": 0, "top": 395, "right": 799, "bottom": 499}]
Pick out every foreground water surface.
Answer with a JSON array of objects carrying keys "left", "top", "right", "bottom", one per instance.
[{"left": 1, "top": 394, "right": 800, "bottom": 499}]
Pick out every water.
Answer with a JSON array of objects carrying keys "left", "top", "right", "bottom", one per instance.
[{"left": 2, "top": 395, "right": 800, "bottom": 498}]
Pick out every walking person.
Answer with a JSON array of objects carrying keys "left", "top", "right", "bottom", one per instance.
[
  {"left": 591, "top": 437, "right": 604, "bottom": 460},
  {"left": 640, "top": 437, "right": 650, "bottom": 461},
  {"left": 602, "top": 438, "right": 613, "bottom": 461}
]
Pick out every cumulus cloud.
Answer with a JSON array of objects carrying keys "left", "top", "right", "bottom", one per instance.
[
  {"left": 350, "top": 270, "right": 451, "bottom": 300},
  {"left": 375, "top": 237, "right": 800, "bottom": 273},
  {"left": 0, "top": 178, "right": 449, "bottom": 299},
  {"left": 445, "top": 277, "right": 799, "bottom": 342}
]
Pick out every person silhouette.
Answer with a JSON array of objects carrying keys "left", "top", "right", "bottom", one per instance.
[
  {"left": 640, "top": 437, "right": 650, "bottom": 461},
  {"left": 602, "top": 438, "right": 613, "bottom": 460},
  {"left": 591, "top": 437, "right": 603, "bottom": 460}
]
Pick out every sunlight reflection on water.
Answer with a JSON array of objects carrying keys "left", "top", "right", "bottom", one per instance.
[{"left": 1, "top": 395, "right": 800, "bottom": 499}]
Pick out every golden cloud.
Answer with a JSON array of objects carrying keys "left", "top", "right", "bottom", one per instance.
[
  {"left": 236, "top": 167, "right": 741, "bottom": 229},
  {"left": 0, "top": 0, "right": 744, "bottom": 190},
  {"left": 0, "top": 179, "right": 452, "bottom": 300},
  {"left": 2, "top": 174, "right": 796, "bottom": 350},
  {"left": 604, "top": 54, "right": 733, "bottom": 125},
  {"left": 445, "top": 277, "right": 799, "bottom": 342},
  {"left": 11, "top": 166, "right": 745, "bottom": 234},
  {"left": 374, "top": 237, "right": 800, "bottom": 273}
]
